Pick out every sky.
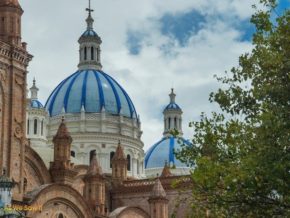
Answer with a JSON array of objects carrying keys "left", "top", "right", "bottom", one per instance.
[{"left": 20, "top": 0, "right": 289, "bottom": 151}]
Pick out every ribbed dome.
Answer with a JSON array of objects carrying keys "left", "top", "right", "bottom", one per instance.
[
  {"left": 31, "top": 99, "right": 43, "bottom": 109},
  {"left": 45, "top": 70, "right": 137, "bottom": 118},
  {"left": 81, "top": 29, "right": 98, "bottom": 37},
  {"left": 164, "top": 102, "right": 181, "bottom": 111},
  {"left": 145, "top": 136, "right": 191, "bottom": 169}
]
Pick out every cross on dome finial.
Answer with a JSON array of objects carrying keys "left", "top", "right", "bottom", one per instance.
[
  {"left": 85, "top": 0, "right": 94, "bottom": 30},
  {"left": 86, "top": 0, "right": 94, "bottom": 16}
]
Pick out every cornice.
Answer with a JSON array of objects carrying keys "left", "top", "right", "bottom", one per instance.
[{"left": 0, "top": 41, "right": 33, "bottom": 67}]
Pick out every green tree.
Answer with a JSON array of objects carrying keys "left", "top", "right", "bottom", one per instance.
[{"left": 175, "top": 0, "right": 290, "bottom": 217}]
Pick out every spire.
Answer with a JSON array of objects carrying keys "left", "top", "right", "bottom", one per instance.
[
  {"left": 150, "top": 178, "right": 166, "bottom": 198},
  {"left": 50, "top": 118, "right": 77, "bottom": 184},
  {"left": 112, "top": 141, "right": 126, "bottom": 161},
  {"left": 111, "top": 141, "right": 128, "bottom": 184},
  {"left": 53, "top": 118, "right": 72, "bottom": 143},
  {"left": 83, "top": 150, "right": 106, "bottom": 215},
  {"left": 78, "top": 0, "right": 102, "bottom": 71},
  {"left": 148, "top": 178, "right": 169, "bottom": 218},
  {"left": 169, "top": 88, "right": 176, "bottom": 103},
  {"left": 29, "top": 77, "right": 39, "bottom": 100},
  {"left": 87, "top": 151, "right": 102, "bottom": 175}
]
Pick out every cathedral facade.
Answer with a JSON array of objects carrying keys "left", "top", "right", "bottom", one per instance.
[{"left": 0, "top": 1, "right": 191, "bottom": 217}]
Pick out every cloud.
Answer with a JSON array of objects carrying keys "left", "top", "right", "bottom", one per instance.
[
  {"left": 20, "top": 0, "right": 258, "bottom": 151},
  {"left": 126, "top": 30, "right": 146, "bottom": 55},
  {"left": 159, "top": 9, "right": 206, "bottom": 46}
]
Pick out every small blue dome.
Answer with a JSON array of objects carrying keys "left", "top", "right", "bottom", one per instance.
[
  {"left": 145, "top": 136, "right": 191, "bottom": 169},
  {"left": 45, "top": 70, "right": 137, "bottom": 118},
  {"left": 31, "top": 99, "right": 44, "bottom": 109},
  {"left": 82, "top": 29, "right": 98, "bottom": 37},
  {"left": 164, "top": 102, "right": 181, "bottom": 111}
]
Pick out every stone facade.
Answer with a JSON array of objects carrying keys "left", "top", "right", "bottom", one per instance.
[{"left": 0, "top": 0, "right": 33, "bottom": 201}]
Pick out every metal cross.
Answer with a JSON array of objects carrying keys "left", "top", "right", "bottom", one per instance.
[{"left": 86, "top": 0, "right": 94, "bottom": 15}]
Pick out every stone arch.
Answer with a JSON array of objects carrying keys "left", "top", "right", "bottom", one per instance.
[
  {"left": 26, "top": 184, "right": 93, "bottom": 218},
  {"left": 109, "top": 206, "right": 150, "bottom": 218},
  {"left": 71, "top": 169, "right": 87, "bottom": 195},
  {"left": 24, "top": 145, "right": 51, "bottom": 189}
]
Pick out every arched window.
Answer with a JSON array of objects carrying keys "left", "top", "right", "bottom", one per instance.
[
  {"left": 27, "top": 119, "right": 30, "bottom": 135},
  {"left": 91, "top": 47, "right": 94, "bottom": 60},
  {"left": 127, "top": 154, "right": 131, "bottom": 171},
  {"left": 71, "top": 151, "right": 75, "bottom": 157},
  {"left": 110, "top": 152, "right": 115, "bottom": 168},
  {"left": 58, "top": 214, "right": 64, "bottom": 218},
  {"left": 90, "top": 150, "right": 96, "bottom": 163},
  {"left": 168, "top": 118, "right": 171, "bottom": 129},
  {"left": 34, "top": 119, "right": 37, "bottom": 135},
  {"left": 41, "top": 120, "right": 44, "bottom": 136},
  {"left": 84, "top": 47, "right": 87, "bottom": 60}
]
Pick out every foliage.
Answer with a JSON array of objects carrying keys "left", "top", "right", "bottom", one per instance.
[{"left": 175, "top": 0, "right": 290, "bottom": 217}]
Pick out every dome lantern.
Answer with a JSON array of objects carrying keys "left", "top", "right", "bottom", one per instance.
[
  {"left": 30, "top": 77, "right": 39, "bottom": 100},
  {"left": 78, "top": 0, "right": 102, "bottom": 71},
  {"left": 163, "top": 89, "right": 183, "bottom": 137},
  {"left": 29, "top": 78, "right": 44, "bottom": 109}
]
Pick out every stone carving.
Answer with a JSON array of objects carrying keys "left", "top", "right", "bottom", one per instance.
[
  {"left": 14, "top": 117, "right": 23, "bottom": 139},
  {"left": 15, "top": 76, "right": 24, "bottom": 86}
]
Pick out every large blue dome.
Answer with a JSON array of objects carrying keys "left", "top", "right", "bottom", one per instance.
[
  {"left": 145, "top": 136, "right": 191, "bottom": 169},
  {"left": 45, "top": 69, "right": 137, "bottom": 118}
]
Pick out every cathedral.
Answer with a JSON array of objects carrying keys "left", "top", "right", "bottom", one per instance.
[{"left": 0, "top": 0, "right": 192, "bottom": 217}]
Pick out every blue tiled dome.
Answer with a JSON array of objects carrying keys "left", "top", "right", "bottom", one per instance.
[
  {"left": 82, "top": 29, "right": 98, "bottom": 37},
  {"left": 31, "top": 99, "right": 44, "bottom": 109},
  {"left": 45, "top": 70, "right": 137, "bottom": 118},
  {"left": 145, "top": 136, "right": 191, "bottom": 169},
  {"left": 164, "top": 102, "right": 181, "bottom": 110}
]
